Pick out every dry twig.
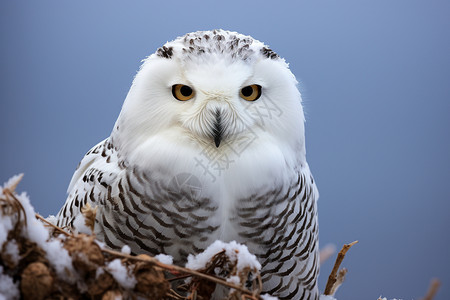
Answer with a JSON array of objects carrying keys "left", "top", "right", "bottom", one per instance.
[
  {"left": 324, "top": 240, "right": 358, "bottom": 295},
  {"left": 101, "top": 248, "right": 259, "bottom": 298},
  {"left": 35, "top": 213, "right": 71, "bottom": 237},
  {"left": 421, "top": 278, "right": 441, "bottom": 300}
]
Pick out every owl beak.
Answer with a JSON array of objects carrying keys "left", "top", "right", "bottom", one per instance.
[{"left": 213, "top": 110, "right": 222, "bottom": 148}]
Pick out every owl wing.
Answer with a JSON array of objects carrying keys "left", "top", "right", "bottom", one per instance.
[
  {"left": 56, "top": 138, "right": 218, "bottom": 259},
  {"left": 236, "top": 167, "right": 319, "bottom": 299},
  {"left": 56, "top": 138, "right": 123, "bottom": 230}
]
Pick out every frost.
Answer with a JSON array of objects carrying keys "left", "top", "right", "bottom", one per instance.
[
  {"left": 186, "top": 240, "right": 261, "bottom": 272},
  {"left": 0, "top": 266, "right": 20, "bottom": 300},
  {"left": 107, "top": 259, "right": 137, "bottom": 289},
  {"left": 155, "top": 254, "right": 173, "bottom": 265}
]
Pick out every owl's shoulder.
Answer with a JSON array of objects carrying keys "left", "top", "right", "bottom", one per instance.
[{"left": 56, "top": 138, "right": 127, "bottom": 228}]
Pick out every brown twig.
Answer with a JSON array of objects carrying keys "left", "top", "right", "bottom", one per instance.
[
  {"left": 2, "top": 188, "right": 28, "bottom": 231},
  {"left": 35, "top": 213, "right": 71, "bottom": 237},
  {"left": 167, "top": 289, "right": 186, "bottom": 299},
  {"left": 101, "top": 248, "right": 261, "bottom": 299},
  {"left": 3, "top": 176, "right": 267, "bottom": 300},
  {"left": 421, "top": 278, "right": 441, "bottom": 300},
  {"left": 33, "top": 212, "right": 263, "bottom": 299},
  {"left": 329, "top": 268, "right": 347, "bottom": 296},
  {"left": 0, "top": 175, "right": 28, "bottom": 234},
  {"left": 324, "top": 240, "right": 358, "bottom": 295}
]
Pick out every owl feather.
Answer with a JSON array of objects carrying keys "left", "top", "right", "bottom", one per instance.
[{"left": 56, "top": 29, "right": 319, "bottom": 300}]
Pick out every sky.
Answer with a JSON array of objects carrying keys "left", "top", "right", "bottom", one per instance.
[{"left": 1, "top": 0, "right": 449, "bottom": 299}]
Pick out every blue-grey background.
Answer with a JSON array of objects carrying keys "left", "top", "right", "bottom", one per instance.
[{"left": 1, "top": 1, "right": 449, "bottom": 299}]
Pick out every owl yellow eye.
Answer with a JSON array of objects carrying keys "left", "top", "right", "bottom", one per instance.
[
  {"left": 240, "top": 84, "right": 262, "bottom": 101},
  {"left": 172, "top": 84, "right": 195, "bottom": 101}
]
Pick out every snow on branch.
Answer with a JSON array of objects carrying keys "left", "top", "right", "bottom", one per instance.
[
  {"left": 0, "top": 174, "right": 441, "bottom": 300},
  {"left": 0, "top": 175, "right": 270, "bottom": 300}
]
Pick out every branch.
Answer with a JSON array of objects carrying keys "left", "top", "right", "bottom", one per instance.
[
  {"left": 324, "top": 240, "right": 358, "bottom": 295},
  {"left": 34, "top": 212, "right": 264, "bottom": 299},
  {"left": 100, "top": 248, "right": 261, "bottom": 299},
  {"left": 35, "top": 213, "right": 71, "bottom": 237},
  {"left": 421, "top": 278, "right": 441, "bottom": 300}
]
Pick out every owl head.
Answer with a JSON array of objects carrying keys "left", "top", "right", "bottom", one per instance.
[{"left": 112, "top": 30, "right": 306, "bottom": 165}]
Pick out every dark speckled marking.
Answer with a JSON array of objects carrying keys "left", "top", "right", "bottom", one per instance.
[
  {"left": 261, "top": 47, "right": 279, "bottom": 59},
  {"left": 156, "top": 30, "right": 280, "bottom": 62},
  {"left": 156, "top": 46, "right": 174, "bottom": 59}
]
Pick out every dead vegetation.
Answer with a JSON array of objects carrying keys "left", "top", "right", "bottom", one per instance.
[
  {"left": 0, "top": 175, "right": 441, "bottom": 300},
  {"left": 0, "top": 175, "right": 266, "bottom": 300}
]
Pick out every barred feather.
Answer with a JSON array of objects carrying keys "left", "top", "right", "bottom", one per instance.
[{"left": 56, "top": 29, "right": 319, "bottom": 300}]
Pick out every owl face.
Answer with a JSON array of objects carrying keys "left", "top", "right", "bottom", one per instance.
[{"left": 114, "top": 30, "right": 305, "bottom": 160}]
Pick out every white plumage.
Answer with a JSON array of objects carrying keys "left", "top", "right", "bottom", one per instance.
[{"left": 56, "top": 30, "right": 319, "bottom": 299}]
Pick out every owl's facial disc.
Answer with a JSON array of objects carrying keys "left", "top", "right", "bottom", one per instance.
[
  {"left": 167, "top": 51, "right": 266, "bottom": 148},
  {"left": 178, "top": 84, "right": 252, "bottom": 148}
]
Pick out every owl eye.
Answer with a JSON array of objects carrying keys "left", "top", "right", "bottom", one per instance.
[
  {"left": 240, "top": 84, "right": 262, "bottom": 101},
  {"left": 172, "top": 84, "right": 195, "bottom": 101}
]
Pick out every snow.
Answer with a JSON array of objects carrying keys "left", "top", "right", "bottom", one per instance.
[
  {"left": 96, "top": 267, "right": 105, "bottom": 278},
  {"left": 72, "top": 212, "right": 93, "bottom": 235},
  {"left": 0, "top": 176, "right": 18, "bottom": 247},
  {"left": 186, "top": 240, "right": 261, "bottom": 272},
  {"left": 1, "top": 175, "right": 77, "bottom": 284},
  {"left": 226, "top": 275, "right": 240, "bottom": 285},
  {"left": 0, "top": 266, "right": 20, "bottom": 300},
  {"left": 0, "top": 215, "right": 14, "bottom": 248},
  {"left": 121, "top": 245, "right": 131, "bottom": 255},
  {"left": 106, "top": 258, "right": 137, "bottom": 289},
  {"left": 260, "top": 294, "right": 279, "bottom": 300},
  {"left": 320, "top": 295, "right": 337, "bottom": 300},
  {"left": 155, "top": 254, "right": 173, "bottom": 265},
  {"left": 4, "top": 240, "right": 20, "bottom": 266},
  {"left": 45, "top": 214, "right": 58, "bottom": 226},
  {"left": 17, "top": 190, "right": 77, "bottom": 283},
  {"left": 2, "top": 174, "right": 23, "bottom": 192},
  {"left": 1, "top": 174, "right": 339, "bottom": 299},
  {"left": 44, "top": 239, "right": 77, "bottom": 283}
]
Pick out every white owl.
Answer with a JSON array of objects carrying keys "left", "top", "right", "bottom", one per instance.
[{"left": 56, "top": 30, "right": 319, "bottom": 299}]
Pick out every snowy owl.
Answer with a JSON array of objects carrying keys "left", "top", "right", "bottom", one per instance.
[{"left": 56, "top": 30, "right": 319, "bottom": 299}]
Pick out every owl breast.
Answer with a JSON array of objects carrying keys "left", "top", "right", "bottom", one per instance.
[{"left": 95, "top": 134, "right": 295, "bottom": 260}]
